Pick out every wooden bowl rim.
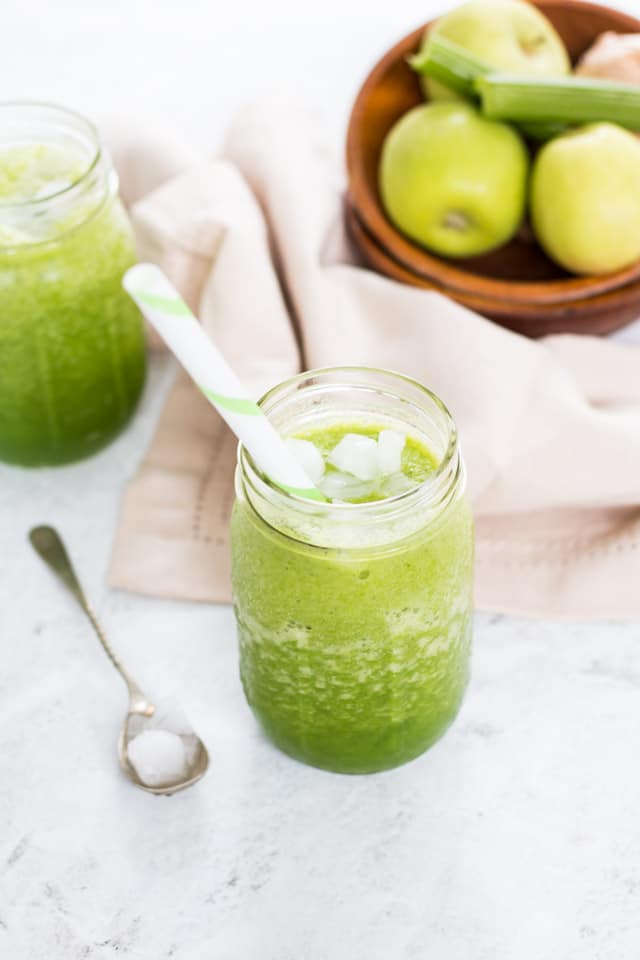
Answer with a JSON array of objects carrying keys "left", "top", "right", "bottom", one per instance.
[
  {"left": 346, "top": 0, "right": 640, "bottom": 305},
  {"left": 345, "top": 199, "right": 640, "bottom": 332}
]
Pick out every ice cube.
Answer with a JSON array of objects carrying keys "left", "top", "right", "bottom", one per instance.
[
  {"left": 149, "top": 697, "right": 194, "bottom": 736},
  {"left": 125, "top": 696, "right": 201, "bottom": 770},
  {"left": 318, "top": 470, "right": 377, "bottom": 502},
  {"left": 127, "top": 729, "right": 188, "bottom": 788},
  {"left": 328, "top": 434, "right": 380, "bottom": 481},
  {"left": 380, "top": 472, "right": 417, "bottom": 498},
  {"left": 34, "top": 177, "right": 72, "bottom": 200},
  {"left": 285, "top": 437, "right": 325, "bottom": 483},
  {"left": 376, "top": 430, "right": 406, "bottom": 475}
]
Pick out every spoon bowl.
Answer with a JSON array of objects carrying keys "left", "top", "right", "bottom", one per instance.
[{"left": 119, "top": 723, "right": 210, "bottom": 796}]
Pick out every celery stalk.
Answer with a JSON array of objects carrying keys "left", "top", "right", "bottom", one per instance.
[
  {"left": 408, "top": 34, "right": 491, "bottom": 98},
  {"left": 475, "top": 74, "right": 640, "bottom": 130}
]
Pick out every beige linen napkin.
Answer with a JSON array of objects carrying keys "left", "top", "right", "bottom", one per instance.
[{"left": 108, "top": 106, "right": 640, "bottom": 619}]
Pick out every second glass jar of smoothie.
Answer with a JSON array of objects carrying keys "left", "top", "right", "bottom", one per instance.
[
  {"left": 0, "top": 102, "right": 146, "bottom": 466},
  {"left": 231, "top": 367, "right": 474, "bottom": 774}
]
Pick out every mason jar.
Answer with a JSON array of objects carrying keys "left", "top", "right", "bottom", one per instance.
[
  {"left": 231, "top": 366, "right": 474, "bottom": 774},
  {"left": 0, "top": 102, "right": 145, "bottom": 466}
]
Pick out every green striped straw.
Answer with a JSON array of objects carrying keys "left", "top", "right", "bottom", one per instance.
[{"left": 123, "top": 263, "right": 326, "bottom": 502}]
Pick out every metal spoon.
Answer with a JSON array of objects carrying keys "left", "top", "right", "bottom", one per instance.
[{"left": 29, "top": 525, "right": 209, "bottom": 796}]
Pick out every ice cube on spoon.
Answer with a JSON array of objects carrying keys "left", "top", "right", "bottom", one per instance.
[
  {"left": 124, "top": 695, "right": 203, "bottom": 783},
  {"left": 127, "top": 729, "right": 188, "bottom": 788}
]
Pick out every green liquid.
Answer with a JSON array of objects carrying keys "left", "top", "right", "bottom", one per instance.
[
  {"left": 231, "top": 423, "right": 474, "bottom": 774},
  {"left": 0, "top": 144, "right": 145, "bottom": 466}
]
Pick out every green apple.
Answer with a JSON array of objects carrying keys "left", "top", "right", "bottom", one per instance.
[
  {"left": 421, "top": 0, "right": 571, "bottom": 101},
  {"left": 530, "top": 123, "right": 640, "bottom": 275},
  {"left": 379, "top": 102, "right": 529, "bottom": 258}
]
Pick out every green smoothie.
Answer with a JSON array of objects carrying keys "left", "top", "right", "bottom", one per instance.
[
  {"left": 232, "top": 420, "right": 474, "bottom": 774},
  {"left": 0, "top": 132, "right": 145, "bottom": 466}
]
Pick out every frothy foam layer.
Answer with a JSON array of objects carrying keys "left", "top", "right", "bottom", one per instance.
[
  {"left": 0, "top": 143, "right": 86, "bottom": 204},
  {"left": 0, "top": 143, "right": 94, "bottom": 246}
]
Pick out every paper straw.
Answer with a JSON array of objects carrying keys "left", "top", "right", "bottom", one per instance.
[{"left": 123, "top": 263, "right": 325, "bottom": 502}]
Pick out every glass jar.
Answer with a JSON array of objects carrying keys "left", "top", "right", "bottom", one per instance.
[
  {"left": 231, "top": 366, "right": 474, "bottom": 774},
  {"left": 0, "top": 102, "right": 145, "bottom": 466}
]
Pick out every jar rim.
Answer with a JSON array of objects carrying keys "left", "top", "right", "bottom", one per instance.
[
  {"left": 238, "top": 364, "right": 462, "bottom": 529},
  {"left": 0, "top": 101, "right": 101, "bottom": 210}
]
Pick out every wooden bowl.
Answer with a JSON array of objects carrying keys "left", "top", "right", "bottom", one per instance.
[
  {"left": 345, "top": 198, "right": 640, "bottom": 337},
  {"left": 346, "top": 0, "right": 640, "bottom": 333}
]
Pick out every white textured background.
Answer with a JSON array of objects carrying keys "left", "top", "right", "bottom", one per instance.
[
  {"left": 2, "top": 2, "right": 640, "bottom": 958},
  {"left": 4, "top": 0, "right": 638, "bottom": 151}
]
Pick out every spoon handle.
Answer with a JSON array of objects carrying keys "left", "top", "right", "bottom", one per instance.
[{"left": 29, "top": 526, "right": 153, "bottom": 715}]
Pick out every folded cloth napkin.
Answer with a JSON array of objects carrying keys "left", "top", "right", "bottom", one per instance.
[{"left": 107, "top": 104, "right": 640, "bottom": 619}]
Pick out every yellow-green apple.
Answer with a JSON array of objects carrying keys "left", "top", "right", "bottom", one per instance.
[
  {"left": 421, "top": 0, "right": 570, "bottom": 100},
  {"left": 530, "top": 123, "right": 640, "bottom": 275},
  {"left": 379, "top": 102, "right": 529, "bottom": 257}
]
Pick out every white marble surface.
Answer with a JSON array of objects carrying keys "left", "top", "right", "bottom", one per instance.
[
  {"left": 2, "top": 0, "right": 640, "bottom": 956},
  {"left": 2, "top": 356, "right": 640, "bottom": 959}
]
